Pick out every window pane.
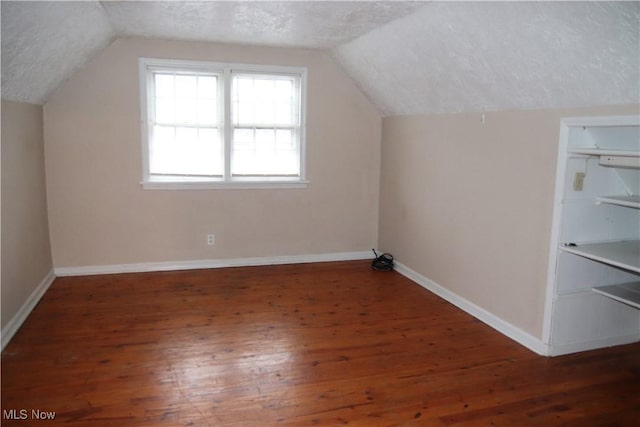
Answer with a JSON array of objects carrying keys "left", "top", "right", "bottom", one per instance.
[
  {"left": 150, "top": 125, "right": 176, "bottom": 174},
  {"left": 275, "top": 80, "right": 292, "bottom": 100},
  {"left": 198, "top": 99, "right": 217, "bottom": 125},
  {"left": 275, "top": 129, "right": 294, "bottom": 150},
  {"left": 275, "top": 80, "right": 294, "bottom": 124},
  {"left": 175, "top": 98, "right": 198, "bottom": 125},
  {"left": 234, "top": 128, "right": 254, "bottom": 151},
  {"left": 236, "top": 78, "right": 253, "bottom": 99},
  {"left": 232, "top": 149, "right": 299, "bottom": 176},
  {"left": 154, "top": 73, "right": 218, "bottom": 126},
  {"left": 155, "top": 96, "right": 175, "bottom": 123},
  {"left": 255, "top": 101, "right": 274, "bottom": 125},
  {"left": 253, "top": 78, "right": 269, "bottom": 96},
  {"left": 231, "top": 75, "right": 300, "bottom": 177},
  {"left": 198, "top": 128, "right": 223, "bottom": 176},
  {"left": 198, "top": 76, "right": 217, "bottom": 99},
  {"left": 255, "top": 129, "right": 275, "bottom": 151},
  {"left": 155, "top": 74, "right": 174, "bottom": 98},
  {"left": 175, "top": 75, "right": 198, "bottom": 99},
  {"left": 232, "top": 127, "right": 298, "bottom": 176},
  {"left": 275, "top": 102, "right": 292, "bottom": 125},
  {"left": 145, "top": 61, "right": 304, "bottom": 183},
  {"left": 237, "top": 101, "right": 253, "bottom": 125},
  {"left": 150, "top": 125, "right": 222, "bottom": 176},
  {"left": 232, "top": 75, "right": 298, "bottom": 127}
]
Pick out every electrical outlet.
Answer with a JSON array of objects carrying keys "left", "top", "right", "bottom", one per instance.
[
  {"left": 207, "top": 234, "right": 215, "bottom": 245},
  {"left": 573, "top": 172, "right": 585, "bottom": 191}
]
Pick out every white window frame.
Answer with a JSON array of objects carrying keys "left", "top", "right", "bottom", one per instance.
[{"left": 139, "top": 58, "right": 308, "bottom": 189}]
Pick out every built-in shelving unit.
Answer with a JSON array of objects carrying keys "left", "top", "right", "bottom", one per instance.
[
  {"left": 593, "top": 282, "right": 640, "bottom": 310},
  {"left": 544, "top": 116, "right": 640, "bottom": 356},
  {"left": 560, "top": 241, "right": 640, "bottom": 274},
  {"left": 567, "top": 148, "right": 639, "bottom": 157},
  {"left": 596, "top": 195, "right": 640, "bottom": 209}
]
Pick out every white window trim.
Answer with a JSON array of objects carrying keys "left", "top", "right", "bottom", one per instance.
[{"left": 138, "top": 57, "right": 308, "bottom": 190}]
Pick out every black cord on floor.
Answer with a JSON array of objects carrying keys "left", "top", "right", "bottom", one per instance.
[{"left": 371, "top": 249, "right": 394, "bottom": 271}]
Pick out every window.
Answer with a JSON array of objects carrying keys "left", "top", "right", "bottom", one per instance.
[{"left": 139, "top": 58, "right": 307, "bottom": 189}]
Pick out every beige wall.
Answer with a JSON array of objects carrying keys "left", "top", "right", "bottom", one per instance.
[
  {"left": 379, "top": 104, "right": 639, "bottom": 338},
  {"left": 31, "top": 34, "right": 639, "bottom": 343},
  {"left": 1, "top": 100, "right": 53, "bottom": 329},
  {"left": 44, "top": 38, "right": 381, "bottom": 268}
]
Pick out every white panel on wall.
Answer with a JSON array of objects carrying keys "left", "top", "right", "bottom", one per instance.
[
  {"left": 556, "top": 251, "right": 639, "bottom": 294},
  {"left": 551, "top": 292, "right": 639, "bottom": 346}
]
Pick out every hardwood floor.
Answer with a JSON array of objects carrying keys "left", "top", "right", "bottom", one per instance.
[{"left": 2, "top": 260, "right": 639, "bottom": 426}]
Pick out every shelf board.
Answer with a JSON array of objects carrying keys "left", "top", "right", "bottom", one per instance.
[
  {"left": 567, "top": 148, "right": 639, "bottom": 157},
  {"left": 596, "top": 195, "right": 640, "bottom": 209},
  {"left": 560, "top": 240, "right": 640, "bottom": 274},
  {"left": 593, "top": 281, "right": 640, "bottom": 310}
]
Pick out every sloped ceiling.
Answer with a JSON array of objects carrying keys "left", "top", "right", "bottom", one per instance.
[
  {"left": 333, "top": 1, "right": 640, "bottom": 116},
  {"left": 102, "top": 1, "right": 424, "bottom": 49},
  {"left": 1, "top": 0, "right": 424, "bottom": 105},
  {"left": 2, "top": 1, "right": 638, "bottom": 116},
  {"left": 1, "top": 1, "right": 114, "bottom": 105}
]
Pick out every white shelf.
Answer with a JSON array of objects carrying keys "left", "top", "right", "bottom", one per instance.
[
  {"left": 567, "top": 148, "right": 639, "bottom": 157},
  {"left": 546, "top": 117, "right": 640, "bottom": 355},
  {"left": 596, "top": 195, "right": 640, "bottom": 209},
  {"left": 560, "top": 240, "right": 640, "bottom": 274},
  {"left": 593, "top": 281, "right": 640, "bottom": 310}
]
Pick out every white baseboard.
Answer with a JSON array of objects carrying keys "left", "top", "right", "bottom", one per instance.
[
  {"left": 548, "top": 333, "right": 640, "bottom": 356},
  {"left": 7, "top": 255, "right": 556, "bottom": 357},
  {"left": 1, "top": 269, "right": 56, "bottom": 351},
  {"left": 394, "top": 261, "right": 550, "bottom": 356},
  {"left": 54, "top": 251, "right": 373, "bottom": 277}
]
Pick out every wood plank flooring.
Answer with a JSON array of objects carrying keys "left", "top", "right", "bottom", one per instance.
[{"left": 2, "top": 260, "right": 639, "bottom": 426}]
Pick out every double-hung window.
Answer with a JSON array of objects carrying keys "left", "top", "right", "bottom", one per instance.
[{"left": 139, "top": 58, "right": 307, "bottom": 189}]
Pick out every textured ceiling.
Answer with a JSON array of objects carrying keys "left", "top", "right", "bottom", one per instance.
[
  {"left": 102, "top": 1, "right": 425, "bottom": 48},
  {"left": 1, "top": 1, "right": 114, "bottom": 105},
  {"left": 0, "top": 0, "right": 424, "bottom": 105},
  {"left": 333, "top": 1, "right": 640, "bottom": 116},
  {"left": 1, "top": 1, "right": 638, "bottom": 115}
]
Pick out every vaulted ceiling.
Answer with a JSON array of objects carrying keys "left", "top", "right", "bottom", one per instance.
[
  {"left": 2, "top": 1, "right": 638, "bottom": 116},
  {"left": 335, "top": 1, "right": 640, "bottom": 115}
]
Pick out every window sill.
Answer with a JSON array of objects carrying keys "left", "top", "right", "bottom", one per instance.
[{"left": 141, "top": 179, "right": 310, "bottom": 190}]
